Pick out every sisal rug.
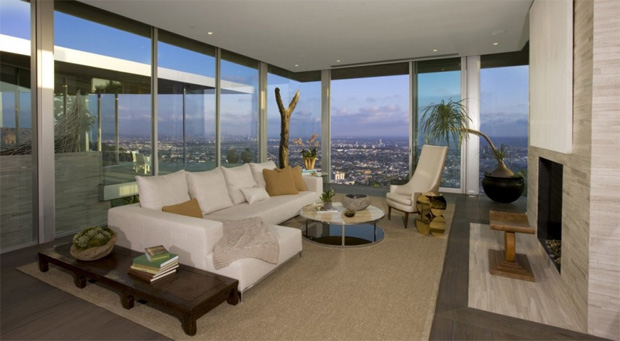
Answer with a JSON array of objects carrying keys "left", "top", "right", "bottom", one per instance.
[{"left": 19, "top": 195, "right": 454, "bottom": 340}]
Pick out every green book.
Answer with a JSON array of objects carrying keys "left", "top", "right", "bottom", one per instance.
[
  {"left": 144, "top": 245, "right": 170, "bottom": 262},
  {"left": 133, "top": 253, "right": 179, "bottom": 269}
]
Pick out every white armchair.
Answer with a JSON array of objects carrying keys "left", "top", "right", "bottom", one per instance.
[{"left": 386, "top": 145, "right": 448, "bottom": 228}]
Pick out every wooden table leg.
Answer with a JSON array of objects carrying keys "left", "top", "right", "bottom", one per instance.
[
  {"left": 504, "top": 231, "right": 516, "bottom": 262},
  {"left": 227, "top": 288, "right": 239, "bottom": 305},
  {"left": 72, "top": 272, "right": 87, "bottom": 288},
  {"left": 38, "top": 257, "right": 49, "bottom": 272},
  {"left": 121, "top": 292, "right": 135, "bottom": 309},
  {"left": 182, "top": 314, "right": 197, "bottom": 336}
]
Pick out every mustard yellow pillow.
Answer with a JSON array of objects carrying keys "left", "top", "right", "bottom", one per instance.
[
  {"left": 162, "top": 198, "right": 203, "bottom": 218},
  {"left": 290, "top": 166, "right": 308, "bottom": 191},
  {"left": 263, "top": 167, "right": 299, "bottom": 196}
]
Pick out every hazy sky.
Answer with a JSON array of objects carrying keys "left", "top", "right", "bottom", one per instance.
[{"left": 1, "top": 0, "right": 528, "bottom": 141}]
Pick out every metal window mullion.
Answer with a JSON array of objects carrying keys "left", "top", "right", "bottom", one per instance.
[
  {"left": 410, "top": 61, "right": 418, "bottom": 176},
  {"left": 215, "top": 48, "right": 221, "bottom": 167},
  {"left": 182, "top": 87, "right": 186, "bottom": 168},
  {"left": 33, "top": 0, "right": 55, "bottom": 243},
  {"left": 151, "top": 27, "right": 158, "bottom": 175},
  {"left": 321, "top": 70, "right": 331, "bottom": 182},
  {"left": 258, "top": 62, "right": 268, "bottom": 162},
  {"left": 465, "top": 55, "right": 481, "bottom": 195}
]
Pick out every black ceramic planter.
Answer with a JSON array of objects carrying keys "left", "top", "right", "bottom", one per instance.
[{"left": 481, "top": 174, "right": 525, "bottom": 203}]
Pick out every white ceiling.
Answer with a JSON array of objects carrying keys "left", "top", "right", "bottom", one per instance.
[{"left": 80, "top": 0, "right": 532, "bottom": 72}]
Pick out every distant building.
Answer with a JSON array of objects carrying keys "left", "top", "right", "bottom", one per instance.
[{"left": 334, "top": 171, "right": 345, "bottom": 181}]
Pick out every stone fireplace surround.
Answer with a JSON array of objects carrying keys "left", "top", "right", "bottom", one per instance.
[{"left": 526, "top": 0, "right": 619, "bottom": 338}]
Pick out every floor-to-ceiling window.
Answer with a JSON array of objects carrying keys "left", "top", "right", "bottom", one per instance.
[
  {"left": 157, "top": 31, "right": 216, "bottom": 174},
  {"left": 416, "top": 58, "right": 462, "bottom": 189},
  {"left": 0, "top": 0, "right": 34, "bottom": 249},
  {"left": 330, "top": 64, "right": 410, "bottom": 187},
  {"left": 220, "top": 51, "right": 259, "bottom": 166},
  {"left": 267, "top": 66, "right": 321, "bottom": 168},
  {"left": 480, "top": 54, "right": 529, "bottom": 194},
  {"left": 53, "top": 2, "right": 151, "bottom": 236}
]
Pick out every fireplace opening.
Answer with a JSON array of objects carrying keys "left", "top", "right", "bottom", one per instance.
[{"left": 537, "top": 158, "right": 563, "bottom": 272}]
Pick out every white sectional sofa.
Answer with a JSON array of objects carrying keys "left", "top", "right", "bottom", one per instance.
[{"left": 108, "top": 161, "right": 322, "bottom": 296}]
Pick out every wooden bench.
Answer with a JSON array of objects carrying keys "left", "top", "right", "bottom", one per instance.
[{"left": 488, "top": 210, "right": 536, "bottom": 282}]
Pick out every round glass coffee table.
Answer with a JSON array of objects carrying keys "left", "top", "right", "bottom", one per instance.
[{"left": 300, "top": 202, "right": 385, "bottom": 247}]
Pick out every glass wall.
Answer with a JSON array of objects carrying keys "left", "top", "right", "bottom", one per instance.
[
  {"left": 0, "top": 0, "right": 531, "bottom": 250},
  {"left": 0, "top": 0, "right": 34, "bottom": 249},
  {"left": 267, "top": 66, "right": 321, "bottom": 168},
  {"left": 480, "top": 62, "right": 529, "bottom": 193},
  {"left": 220, "top": 51, "right": 259, "bottom": 166},
  {"left": 157, "top": 31, "right": 217, "bottom": 174},
  {"left": 53, "top": 2, "right": 151, "bottom": 235},
  {"left": 330, "top": 64, "right": 410, "bottom": 187},
  {"left": 416, "top": 58, "right": 462, "bottom": 189}
]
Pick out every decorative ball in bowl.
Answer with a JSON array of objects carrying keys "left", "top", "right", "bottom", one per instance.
[
  {"left": 342, "top": 194, "right": 371, "bottom": 212},
  {"left": 70, "top": 226, "right": 117, "bottom": 261}
]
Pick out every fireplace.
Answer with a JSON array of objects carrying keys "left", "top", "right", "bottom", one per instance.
[{"left": 537, "top": 158, "right": 563, "bottom": 272}]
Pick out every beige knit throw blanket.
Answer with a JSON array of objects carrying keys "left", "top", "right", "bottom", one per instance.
[{"left": 213, "top": 217, "right": 280, "bottom": 270}]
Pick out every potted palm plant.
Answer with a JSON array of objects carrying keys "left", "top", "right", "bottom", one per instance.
[{"left": 421, "top": 99, "right": 524, "bottom": 203}]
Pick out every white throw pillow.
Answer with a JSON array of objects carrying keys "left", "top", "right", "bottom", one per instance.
[
  {"left": 240, "top": 187, "right": 270, "bottom": 204},
  {"left": 186, "top": 168, "right": 234, "bottom": 214},
  {"left": 249, "top": 161, "right": 277, "bottom": 189},
  {"left": 220, "top": 164, "right": 258, "bottom": 205},
  {"left": 136, "top": 170, "right": 190, "bottom": 211}
]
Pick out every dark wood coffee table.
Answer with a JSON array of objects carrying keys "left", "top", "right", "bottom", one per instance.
[{"left": 38, "top": 244, "right": 239, "bottom": 336}]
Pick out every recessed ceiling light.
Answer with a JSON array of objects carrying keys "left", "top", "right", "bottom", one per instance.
[
  {"left": 294, "top": 64, "right": 299, "bottom": 67},
  {"left": 432, "top": 49, "right": 438, "bottom": 52},
  {"left": 492, "top": 42, "right": 499, "bottom": 46},
  {"left": 336, "top": 60, "right": 341, "bottom": 63},
  {"left": 207, "top": 32, "right": 213, "bottom": 35}
]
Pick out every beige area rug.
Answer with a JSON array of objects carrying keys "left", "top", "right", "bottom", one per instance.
[
  {"left": 468, "top": 223, "right": 586, "bottom": 333},
  {"left": 20, "top": 196, "right": 454, "bottom": 340}
]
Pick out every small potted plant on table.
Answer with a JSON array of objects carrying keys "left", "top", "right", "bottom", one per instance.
[{"left": 319, "top": 189, "right": 335, "bottom": 210}]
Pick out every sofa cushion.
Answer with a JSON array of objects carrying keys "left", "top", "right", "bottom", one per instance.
[
  {"left": 249, "top": 161, "right": 277, "bottom": 189},
  {"left": 240, "top": 187, "right": 270, "bottom": 204},
  {"left": 290, "top": 166, "right": 308, "bottom": 191},
  {"left": 263, "top": 167, "right": 299, "bottom": 196},
  {"left": 162, "top": 198, "right": 203, "bottom": 218},
  {"left": 207, "top": 190, "right": 318, "bottom": 225},
  {"left": 186, "top": 168, "right": 234, "bottom": 214},
  {"left": 221, "top": 164, "right": 258, "bottom": 205},
  {"left": 136, "top": 170, "right": 190, "bottom": 210}
]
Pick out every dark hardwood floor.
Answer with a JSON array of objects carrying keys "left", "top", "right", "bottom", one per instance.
[
  {"left": 0, "top": 235, "right": 169, "bottom": 340},
  {"left": 0, "top": 194, "right": 607, "bottom": 340}
]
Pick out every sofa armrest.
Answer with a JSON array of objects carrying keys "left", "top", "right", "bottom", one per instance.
[
  {"left": 302, "top": 175, "right": 323, "bottom": 195},
  {"left": 108, "top": 204, "right": 223, "bottom": 270}
]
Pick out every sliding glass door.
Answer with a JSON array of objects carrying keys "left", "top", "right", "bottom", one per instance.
[
  {"left": 157, "top": 31, "right": 217, "bottom": 174},
  {"left": 0, "top": 0, "right": 35, "bottom": 249},
  {"left": 416, "top": 58, "right": 462, "bottom": 189},
  {"left": 330, "top": 64, "right": 410, "bottom": 187}
]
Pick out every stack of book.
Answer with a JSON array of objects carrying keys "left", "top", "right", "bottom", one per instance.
[{"left": 128, "top": 245, "right": 179, "bottom": 283}]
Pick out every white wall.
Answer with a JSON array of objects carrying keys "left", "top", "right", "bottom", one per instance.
[{"left": 529, "top": 0, "right": 573, "bottom": 154}]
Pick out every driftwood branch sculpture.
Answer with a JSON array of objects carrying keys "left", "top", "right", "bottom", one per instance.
[{"left": 275, "top": 87, "right": 300, "bottom": 168}]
